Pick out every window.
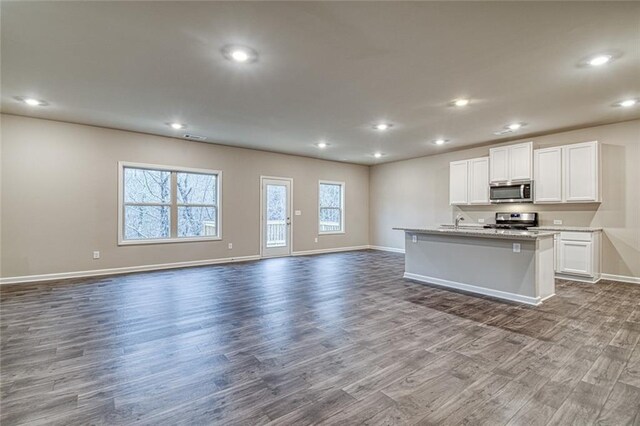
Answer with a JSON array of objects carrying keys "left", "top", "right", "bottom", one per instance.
[
  {"left": 319, "top": 181, "right": 345, "bottom": 234},
  {"left": 119, "top": 162, "right": 221, "bottom": 244}
]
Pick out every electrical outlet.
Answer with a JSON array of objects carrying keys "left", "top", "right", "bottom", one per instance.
[
  {"left": 228, "top": 243, "right": 233, "bottom": 250},
  {"left": 314, "top": 237, "right": 318, "bottom": 243},
  {"left": 93, "top": 251, "right": 100, "bottom": 259},
  {"left": 295, "top": 210, "right": 302, "bottom": 216},
  {"left": 553, "top": 219, "right": 563, "bottom": 225},
  {"left": 412, "top": 235, "right": 418, "bottom": 243},
  {"left": 513, "top": 243, "right": 521, "bottom": 253},
  {"left": 478, "top": 218, "right": 485, "bottom": 223}
]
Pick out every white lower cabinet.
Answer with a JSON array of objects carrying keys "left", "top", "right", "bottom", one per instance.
[
  {"left": 554, "top": 231, "right": 601, "bottom": 282},
  {"left": 558, "top": 240, "right": 592, "bottom": 276}
]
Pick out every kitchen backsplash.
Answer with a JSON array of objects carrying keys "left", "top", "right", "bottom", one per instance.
[{"left": 454, "top": 203, "right": 601, "bottom": 226}]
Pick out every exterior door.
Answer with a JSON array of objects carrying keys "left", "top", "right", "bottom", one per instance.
[{"left": 261, "top": 177, "right": 292, "bottom": 257}]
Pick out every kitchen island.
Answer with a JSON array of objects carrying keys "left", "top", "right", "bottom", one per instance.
[{"left": 394, "top": 227, "right": 557, "bottom": 305}]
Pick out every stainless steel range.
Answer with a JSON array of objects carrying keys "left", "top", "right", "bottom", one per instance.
[{"left": 483, "top": 212, "right": 538, "bottom": 230}]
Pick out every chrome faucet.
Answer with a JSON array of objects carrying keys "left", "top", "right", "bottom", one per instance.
[{"left": 455, "top": 214, "right": 465, "bottom": 229}]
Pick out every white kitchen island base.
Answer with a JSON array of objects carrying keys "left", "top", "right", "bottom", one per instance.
[{"left": 396, "top": 228, "right": 556, "bottom": 306}]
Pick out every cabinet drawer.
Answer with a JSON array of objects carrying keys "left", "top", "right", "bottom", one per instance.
[{"left": 560, "top": 231, "right": 592, "bottom": 242}]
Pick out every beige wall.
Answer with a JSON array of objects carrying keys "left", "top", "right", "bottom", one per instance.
[
  {"left": 1, "top": 114, "right": 369, "bottom": 278},
  {"left": 370, "top": 120, "right": 640, "bottom": 278},
  {"left": 3, "top": 115, "right": 639, "bottom": 280}
]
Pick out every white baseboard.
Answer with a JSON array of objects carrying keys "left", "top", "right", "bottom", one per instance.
[
  {"left": 291, "top": 245, "right": 370, "bottom": 256},
  {"left": 0, "top": 255, "right": 261, "bottom": 285},
  {"left": 601, "top": 273, "right": 640, "bottom": 285},
  {"left": 369, "top": 245, "right": 405, "bottom": 254},
  {"left": 555, "top": 272, "right": 601, "bottom": 284},
  {"left": 403, "top": 272, "right": 544, "bottom": 306}
]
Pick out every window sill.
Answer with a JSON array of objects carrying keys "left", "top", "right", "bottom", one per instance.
[
  {"left": 118, "top": 236, "right": 223, "bottom": 246},
  {"left": 318, "top": 231, "right": 346, "bottom": 235}
]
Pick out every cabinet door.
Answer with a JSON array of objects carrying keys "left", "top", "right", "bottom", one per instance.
[
  {"left": 468, "top": 157, "right": 489, "bottom": 204},
  {"left": 449, "top": 160, "right": 469, "bottom": 205},
  {"left": 508, "top": 142, "right": 533, "bottom": 181},
  {"left": 534, "top": 147, "right": 562, "bottom": 203},
  {"left": 564, "top": 141, "right": 599, "bottom": 202},
  {"left": 553, "top": 234, "right": 559, "bottom": 272},
  {"left": 489, "top": 147, "right": 509, "bottom": 183},
  {"left": 558, "top": 240, "right": 593, "bottom": 276}
]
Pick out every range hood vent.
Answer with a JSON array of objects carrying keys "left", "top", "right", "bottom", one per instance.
[{"left": 183, "top": 134, "right": 207, "bottom": 141}]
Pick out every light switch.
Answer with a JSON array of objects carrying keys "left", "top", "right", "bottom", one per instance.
[
  {"left": 478, "top": 218, "right": 485, "bottom": 223},
  {"left": 513, "top": 243, "right": 521, "bottom": 253},
  {"left": 412, "top": 235, "right": 418, "bottom": 243},
  {"left": 553, "top": 219, "right": 563, "bottom": 225},
  {"left": 294, "top": 210, "right": 302, "bottom": 216}
]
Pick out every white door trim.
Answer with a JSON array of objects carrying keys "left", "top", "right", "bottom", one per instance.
[{"left": 260, "top": 176, "right": 293, "bottom": 258}]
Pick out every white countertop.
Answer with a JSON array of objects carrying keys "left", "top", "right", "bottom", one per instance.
[
  {"left": 394, "top": 226, "right": 557, "bottom": 240},
  {"left": 529, "top": 226, "right": 603, "bottom": 232}
]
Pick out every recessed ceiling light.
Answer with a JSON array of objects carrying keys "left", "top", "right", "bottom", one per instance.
[
  {"left": 373, "top": 123, "right": 392, "bottom": 131},
  {"left": 588, "top": 54, "right": 612, "bottom": 67},
  {"left": 453, "top": 99, "right": 470, "bottom": 107},
  {"left": 316, "top": 141, "right": 328, "bottom": 149},
  {"left": 221, "top": 45, "right": 258, "bottom": 63},
  {"left": 506, "top": 122, "right": 525, "bottom": 131},
  {"left": 373, "top": 152, "right": 383, "bottom": 158},
  {"left": 433, "top": 139, "right": 449, "bottom": 145},
  {"left": 169, "top": 122, "right": 186, "bottom": 130},
  {"left": 25, "top": 98, "right": 42, "bottom": 106},
  {"left": 14, "top": 96, "right": 48, "bottom": 106},
  {"left": 616, "top": 99, "right": 638, "bottom": 108}
]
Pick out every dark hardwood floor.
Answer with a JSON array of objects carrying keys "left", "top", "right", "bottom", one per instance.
[{"left": 1, "top": 250, "right": 639, "bottom": 425}]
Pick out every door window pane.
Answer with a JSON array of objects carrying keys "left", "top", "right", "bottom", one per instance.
[
  {"left": 124, "top": 206, "right": 170, "bottom": 239},
  {"left": 266, "top": 184, "right": 287, "bottom": 247}
]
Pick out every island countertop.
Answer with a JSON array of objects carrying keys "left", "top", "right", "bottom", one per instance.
[
  {"left": 528, "top": 226, "right": 603, "bottom": 232},
  {"left": 393, "top": 226, "right": 557, "bottom": 240}
]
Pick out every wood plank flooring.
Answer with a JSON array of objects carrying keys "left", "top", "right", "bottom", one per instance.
[{"left": 1, "top": 250, "right": 639, "bottom": 425}]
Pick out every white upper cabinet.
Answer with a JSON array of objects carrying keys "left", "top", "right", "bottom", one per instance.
[
  {"left": 449, "top": 160, "right": 469, "bottom": 205},
  {"left": 564, "top": 141, "right": 600, "bottom": 202},
  {"left": 468, "top": 157, "right": 490, "bottom": 204},
  {"left": 534, "top": 147, "right": 562, "bottom": 203},
  {"left": 509, "top": 142, "right": 533, "bottom": 181},
  {"left": 489, "top": 142, "right": 533, "bottom": 183},
  {"left": 489, "top": 146, "right": 509, "bottom": 183},
  {"left": 533, "top": 141, "right": 600, "bottom": 204},
  {"left": 449, "top": 157, "right": 489, "bottom": 205}
]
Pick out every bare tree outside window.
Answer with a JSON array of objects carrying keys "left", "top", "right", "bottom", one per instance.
[
  {"left": 123, "top": 168, "right": 171, "bottom": 239},
  {"left": 177, "top": 172, "right": 218, "bottom": 237},
  {"left": 120, "top": 164, "right": 220, "bottom": 243},
  {"left": 319, "top": 182, "right": 344, "bottom": 233}
]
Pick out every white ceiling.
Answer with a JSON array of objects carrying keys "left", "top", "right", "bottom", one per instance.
[{"left": 2, "top": 1, "right": 639, "bottom": 165}]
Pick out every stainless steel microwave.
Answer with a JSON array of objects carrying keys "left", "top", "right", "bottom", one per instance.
[{"left": 489, "top": 181, "right": 533, "bottom": 203}]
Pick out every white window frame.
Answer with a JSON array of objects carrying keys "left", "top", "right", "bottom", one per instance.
[
  {"left": 118, "top": 161, "right": 222, "bottom": 245},
  {"left": 318, "top": 180, "right": 345, "bottom": 235}
]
